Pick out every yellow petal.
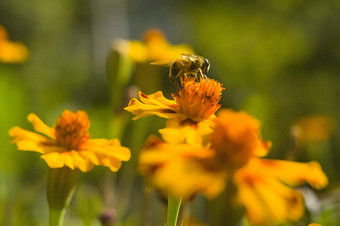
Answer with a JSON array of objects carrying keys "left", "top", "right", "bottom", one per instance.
[
  {"left": 145, "top": 158, "right": 226, "bottom": 199},
  {"left": 77, "top": 139, "right": 131, "bottom": 172},
  {"left": 41, "top": 151, "right": 94, "bottom": 172},
  {"left": 9, "top": 127, "right": 60, "bottom": 154},
  {"left": 235, "top": 167, "right": 304, "bottom": 225},
  {"left": 27, "top": 113, "right": 55, "bottom": 138},
  {"left": 138, "top": 136, "right": 222, "bottom": 199},
  {"left": 253, "top": 159, "right": 328, "bottom": 189},
  {"left": 159, "top": 117, "right": 214, "bottom": 147},
  {"left": 82, "top": 138, "right": 131, "bottom": 161},
  {"left": 139, "top": 136, "right": 214, "bottom": 166},
  {"left": 124, "top": 91, "right": 178, "bottom": 120}
]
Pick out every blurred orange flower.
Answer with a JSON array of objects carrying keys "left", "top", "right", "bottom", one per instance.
[
  {"left": 0, "top": 25, "right": 29, "bottom": 63},
  {"left": 9, "top": 110, "right": 131, "bottom": 172},
  {"left": 138, "top": 109, "right": 328, "bottom": 225},
  {"left": 291, "top": 115, "right": 335, "bottom": 142},
  {"left": 113, "top": 28, "right": 193, "bottom": 63}
]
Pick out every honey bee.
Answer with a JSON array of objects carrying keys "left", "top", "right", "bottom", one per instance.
[{"left": 151, "top": 54, "right": 210, "bottom": 86}]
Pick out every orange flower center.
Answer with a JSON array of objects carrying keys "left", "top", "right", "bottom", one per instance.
[
  {"left": 210, "top": 110, "right": 260, "bottom": 170},
  {"left": 55, "top": 110, "right": 90, "bottom": 150},
  {"left": 172, "top": 77, "right": 224, "bottom": 121}
]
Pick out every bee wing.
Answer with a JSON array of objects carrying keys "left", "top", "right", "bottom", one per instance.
[
  {"left": 150, "top": 59, "right": 174, "bottom": 66},
  {"left": 180, "top": 53, "right": 203, "bottom": 61}
]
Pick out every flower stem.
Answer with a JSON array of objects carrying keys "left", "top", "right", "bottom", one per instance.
[
  {"left": 167, "top": 195, "right": 182, "bottom": 226},
  {"left": 49, "top": 207, "right": 66, "bottom": 226}
]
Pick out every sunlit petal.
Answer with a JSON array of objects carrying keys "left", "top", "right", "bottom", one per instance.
[{"left": 27, "top": 113, "right": 55, "bottom": 138}]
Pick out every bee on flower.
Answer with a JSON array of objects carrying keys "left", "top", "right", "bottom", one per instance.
[
  {"left": 125, "top": 76, "right": 224, "bottom": 146},
  {"left": 151, "top": 54, "right": 210, "bottom": 86}
]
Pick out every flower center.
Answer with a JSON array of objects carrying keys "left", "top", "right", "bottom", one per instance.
[
  {"left": 172, "top": 77, "right": 224, "bottom": 121},
  {"left": 55, "top": 110, "right": 90, "bottom": 150},
  {"left": 210, "top": 110, "right": 260, "bottom": 170}
]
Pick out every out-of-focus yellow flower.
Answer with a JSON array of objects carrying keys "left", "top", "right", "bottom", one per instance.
[
  {"left": 234, "top": 159, "right": 327, "bottom": 225},
  {"left": 9, "top": 110, "right": 131, "bottom": 172},
  {"left": 308, "top": 223, "right": 322, "bottom": 226},
  {"left": 125, "top": 76, "right": 224, "bottom": 145},
  {"left": 291, "top": 115, "right": 335, "bottom": 142},
  {"left": 138, "top": 109, "right": 328, "bottom": 225},
  {"left": 113, "top": 28, "right": 193, "bottom": 63},
  {"left": 0, "top": 25, "right": 29, "bottom": 63}
]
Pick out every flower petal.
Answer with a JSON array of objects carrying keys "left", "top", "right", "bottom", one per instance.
[
  {"left": 138, "top": 136, "right": 222, "bottom": 198},
  {"left": 41, "top": 151, "right": 94, "bottom": 172},
  {"left": 81, "top": 139, "right": 131, "bottom": 161},
  {"left": 77, "top": 138, "right": 131, "bottom": 172},
  {"left": 253, "top": 159, "right": 328, "bottom": 189},
  {"left": 150, "top": 158, "right": 227, "bottom": 199},
  {"left": 27, "top": 113, "right": 55, "bottom": 139},
  {"left": 9, "top": 127, "right": 61, "bottom": 154},
  {"left": 159, "top": 118, "right": 214, "bottom": 147},
  {"left": 235, "top": 167, "right": 304, "bottom": 225},
  {"left": 124, "top": 91, "right": 178, "bottom": 120}
]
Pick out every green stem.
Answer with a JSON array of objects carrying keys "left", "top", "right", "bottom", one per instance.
[
  {"left": 49, "top": 207, "right": 66, "bottom": 226},
  {"left": 167, "top": 196, "right": 182, "bottom": 226}
]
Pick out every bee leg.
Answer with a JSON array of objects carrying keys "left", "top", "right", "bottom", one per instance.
[
  {"left": 169, "top": 76, "right": 179, "bottom": 91},
  {"left": 198, "top": 69, "right": 206, "bottom": 80},
  {"left": 185, "top": 72, "right": 198, "bottom": 81}
]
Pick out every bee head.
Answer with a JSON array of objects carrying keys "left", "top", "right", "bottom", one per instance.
[{"left": 202, "top": 58, "right": 210, "bottom": 74}]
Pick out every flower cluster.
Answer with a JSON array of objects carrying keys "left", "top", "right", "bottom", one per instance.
[{"left": 125, "top": 65, "right": 328, "bottom": 225}]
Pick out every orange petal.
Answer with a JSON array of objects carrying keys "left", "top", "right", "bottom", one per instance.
[
  {"left": 27, "top": 113, "right": 55, "bottom": 138},
  {"left": 253, "top": 159, "right": 328, "bottom": 189},
  {"left": 124, "top": 91, "right": 178, "bottom": 120},
  {"left": 235, "top": 167, "right": 304, "bottom": 225}
]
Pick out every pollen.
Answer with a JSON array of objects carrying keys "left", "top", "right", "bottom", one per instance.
[
  {"left": 54, "top": 110, "right": 90, "bottom": 150},
  {"left": 172, "top": 77, "right": 224, "bottom": 121}
]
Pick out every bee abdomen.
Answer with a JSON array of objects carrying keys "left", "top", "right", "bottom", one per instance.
[{"left": 171, "top": 60, "right": 184, "bottom": 78}]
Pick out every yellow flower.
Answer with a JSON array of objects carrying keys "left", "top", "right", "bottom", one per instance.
[
  {"left": 9, "top": 110, "right": 131, "bottom": 172},
  {"left": 113, "top": 28, "right": 193, "bottom": 63},
  {"left": 138, "top": 109, "right": 328, "bottom": 224},
  {"left": 126, "top": 77, "right": 224, "bottom": 121},
  {"left": 125, "top": 76, "right": 224, "bottom": 145},
  {"left": 0, "top": 25, "right": 29, "bottom": 63}
]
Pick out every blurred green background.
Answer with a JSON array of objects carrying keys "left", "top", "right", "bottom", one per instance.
[{"left": 1, "top": 0, "right": 339, "bottom": 225}]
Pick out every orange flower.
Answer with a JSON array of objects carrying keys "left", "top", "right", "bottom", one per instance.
[
  {"left": 0, "top": 25, "right": 29, "bottom": 63},
  {"left": 9, "top": 110, "right": 131, "bottom": 172},
  {"left": 138, "top": 109, "right": 328, "bottom": 224},
  {"left": 125, "top": 76, "right": 224, "bottom": 144},
  {"left": 291, "top": 115, "right": 335, "bottom": 142},
  {"left": 113, "top": 29, "right": 193, "bottom": 63}
]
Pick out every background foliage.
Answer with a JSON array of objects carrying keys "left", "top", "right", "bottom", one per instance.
[{"left": 1, "top": 0, "right": 339, "bottom": 225}]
